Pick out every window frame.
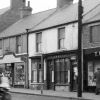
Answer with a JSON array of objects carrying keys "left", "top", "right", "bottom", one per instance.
[
  {"left": 55, "top": 58, "right": 69, "bottom": 84},
  {"left": 90, "top": 24, "right": 100, "bottom": 43},
  {"left": 36, "top": 32, "right": 42, "bottom": 52},
  {"left": 16, "top": 35, "right": 22, "bottom": 54},
  {"left": 58, "top": 27, "right": 65, "bottom": 49},
  {"left": 31, "top": 59, "right": 43, "bottom": 83}
]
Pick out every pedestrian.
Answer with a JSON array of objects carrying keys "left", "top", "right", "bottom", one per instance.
[{"left": 93, "top": 68, "right": 100, "bottom": 95}]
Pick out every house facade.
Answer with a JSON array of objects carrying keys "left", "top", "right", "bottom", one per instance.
[
  {"left": 83, "top": 22, "right": 100, "bottom": 92},
  {"left": 29, "top": 23, "right": 78, "bottom": 91},
  {"left": 0, "top": 1, "right": 56, "bottom": 88},
  {"left": 0, "top": 34, "right": 28, "bottom": 88},
  {"left": 28, "top": 0, "right": 100, "bottom": 92}
]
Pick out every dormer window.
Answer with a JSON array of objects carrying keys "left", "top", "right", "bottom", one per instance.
[{"left": 58, "top": 27, "right": 65, "bottom": 49}]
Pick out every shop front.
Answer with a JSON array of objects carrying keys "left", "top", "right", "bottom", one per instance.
[
  {"left": 45, "top": 51, "right": 78, "bottom": 92},
  {"left": 83, "top": 48, "right": 100, "bottom": 92},
  {"left": 0, "top": 54, "right": 26, "bottom": 88},
  {"left": 30, "top": 50, "right": 78, "bottom": 92}
]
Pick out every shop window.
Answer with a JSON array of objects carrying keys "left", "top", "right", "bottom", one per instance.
[
  {"left": 16, "top": 35, "right": 22, "bottom": 54},
  {"left": 14, "top": 63, "right": 25, "bottom": 85},
  {"left": 55, "top": 58, "right": 69, "bottom": 84},
  {"left": 90, "top": 25, "right": 100, "bottom": 43},
  {"left": 88, "top": 60, "right": 100, "bottom": 86},
  {"left": 36, "top": 33, "right": 42, "bottom": 52},
  {"left": 58, "top": 27, "right": 65, "bottom": 49},
  {"left": 31, "top": 60, "right": 43, "bottom": 83}
]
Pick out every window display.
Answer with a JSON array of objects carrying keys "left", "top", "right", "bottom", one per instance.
[
  {"left": 14, "top": 63, "right": 25, "bottom": 85},
  {"left": 88, "top": 61, "right": 95, "bottom": 86}
]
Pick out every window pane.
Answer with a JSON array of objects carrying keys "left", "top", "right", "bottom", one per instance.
[
  {"left": 32, "top": 70, "right": 37, "bottom": 82},
  {"left": 39, "top": 70, "right": 42, "bottom": 82},
  {"left": 91, "top": 25, "right": 100, "bottom": 42},
  {"left": 61, "top": 71, "right": 64, "bottom": 83},
  {"left": 0, "top": 40, "right": 2, "bottom": 49},
  {"left": 16, "top": 36, "right": 22, "bottom": 53},
  {"left": 58, "top": 28, "right": 65, "bottom": 39},
  {"left": 55, "top": 60, "right": 60, "bottom": 83}
]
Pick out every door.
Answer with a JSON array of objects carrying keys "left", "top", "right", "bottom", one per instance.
[
  {"left": 73, "top": 66, "right": 78, "bottom": 91},
  {"left": 47, "top": 60, "right": 54, "bottom": 90},
  {"left": 5, "top": 63, "right": 14, "bottom": 87}
]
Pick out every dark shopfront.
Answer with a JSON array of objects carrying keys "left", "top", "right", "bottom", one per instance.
[
  {"left": 83, "top": 48, "right": 100, "bottom": 92},
  {"left": 45, "top": 50, "right": 78, "bottom": 92}
]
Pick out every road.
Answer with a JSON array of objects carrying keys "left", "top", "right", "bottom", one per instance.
[{"left": 11, "top": 93, "right": 72, "bottom": 100}]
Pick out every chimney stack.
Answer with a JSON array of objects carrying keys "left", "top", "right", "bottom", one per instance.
[
  {"left": 10, "top": 0, "right": 26, "bottom": 10},
  {"left": 20, "top": 1, "right": 32, "bottom": 18},
  {"left": 57, "top": 0, "right": 73, "bottom": 8}
]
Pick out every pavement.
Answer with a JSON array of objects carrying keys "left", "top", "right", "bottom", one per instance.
[{"left": 9, "top": 88, "right": 100, "bottom": 100}]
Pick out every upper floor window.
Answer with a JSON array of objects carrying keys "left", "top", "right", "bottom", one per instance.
[
  {"left": 58, "top": 27, "right": 65, "bottom": 49},
  {"left": 0, "top": 40, "right": 2, "bottom": 55},
  {"left": 90, "top": 25, "right": 100, "bottom": 43},
  {"left": 36, "top": 33, "right": 42, "bottom": 52},
  {"left": 16, "top": 35, "right": 22, "bottom": 54}
]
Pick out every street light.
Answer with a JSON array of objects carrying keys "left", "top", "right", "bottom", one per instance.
[{"left": 77, "top": 0, "right": 83, "bottom": 97}]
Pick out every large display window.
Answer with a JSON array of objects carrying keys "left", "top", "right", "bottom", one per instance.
[
  {"left": 14, "top": 63, "right": 25, "bottom": 85},
  {"left": 88, "top": 60, "right": 100, "bottom": 86}
]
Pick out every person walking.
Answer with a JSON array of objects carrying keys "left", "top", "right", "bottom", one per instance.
[{"left": 94, "top": 68, "right": 100, "bottom": 95}]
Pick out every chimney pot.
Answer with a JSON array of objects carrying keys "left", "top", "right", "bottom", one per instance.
[{"left": 57, "top": 0, "right": 73, "bottom": 8}]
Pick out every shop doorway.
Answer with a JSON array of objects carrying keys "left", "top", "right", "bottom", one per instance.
[
  {"left": 47, "top": 60, "right": 54, "bottom": 90},
  {"left": 72, "top": 66, "right": 78, "bottom": 91},
  {"left": 5, "top": 63, "right": 14, "bottom": 87}
]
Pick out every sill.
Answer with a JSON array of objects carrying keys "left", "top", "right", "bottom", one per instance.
[
  {"left": 55, "top": 83, "right": 69, "bottom": 86},
  {"left": 57, "top": 48, "right": 67, "bottom": 51},
  {"left": 30, "top": 82, "right": 44, "bottom": 85},
  {"left": 15, "top": 53, "right": 27, "bottom": 56}
]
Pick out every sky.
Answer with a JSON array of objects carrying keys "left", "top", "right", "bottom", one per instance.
[{"left": 0, "top": 0, "right": 79, "bottom": 13}]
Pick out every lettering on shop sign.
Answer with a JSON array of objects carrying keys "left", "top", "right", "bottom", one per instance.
[{"left": 94, "top": 51, "right": 100, "bottom": 56}]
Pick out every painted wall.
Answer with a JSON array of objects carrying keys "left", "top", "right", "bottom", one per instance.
[{"left": 29, "top": 23, "right": 78, "bottom": 57}]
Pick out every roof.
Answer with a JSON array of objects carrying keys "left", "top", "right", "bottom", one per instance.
[
  {"left": 0, "top": 7, "right": 9, "bottom": 15},
  {"left": 0, "top": 8, "right": 56, "bottom": 38},
  {"left": 1, "top": 0, "right": 100, "bottom": 38},
  {"left": 31, "top": 0, "right": 100, "bottom": 32}
]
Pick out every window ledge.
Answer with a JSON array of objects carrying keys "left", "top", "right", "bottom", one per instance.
[
  {"left": 15, "top": 53, "right": 27, "bottom": 56},
  {"left": 30, "top": 82, "right": 44, "bottom": 85},
  {"left": 55, "top": 83, "right": 69, "bottom": 86}
]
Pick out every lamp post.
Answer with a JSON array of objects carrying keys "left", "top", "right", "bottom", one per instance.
[
  {"left": 77, "top": 0, "right": 83, "bottom": 97},
  {"left": 26, "top": 29, "right": 29, "bottom": 88}
]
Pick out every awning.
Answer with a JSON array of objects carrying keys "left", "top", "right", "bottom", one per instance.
[{"left": 0, "top": 54, "right": 23, "bottom": 64}]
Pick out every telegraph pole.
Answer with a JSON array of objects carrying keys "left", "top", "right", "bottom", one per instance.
[{"left": 77, "top": 0, "right": 83, "bottom": 97}]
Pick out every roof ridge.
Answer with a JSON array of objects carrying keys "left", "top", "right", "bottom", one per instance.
[
  {"left": 29, "top": 8, "right": 57, "bottom": 31},
  {"left": 83, "top": 2, "right": 100, "bottom": 17}
]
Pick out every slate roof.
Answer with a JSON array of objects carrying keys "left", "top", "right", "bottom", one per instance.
[
  {"left": 0, "top": 8, "right": 56, "bottom": 38},
  {"left": 31, "top": 0, "right": 100, "bottom": 32},
  {"left": 0, "top": 7, "right": 9, "bottom": 15},
  {"left": 0, "top": 0, "right": 100, "bottom": 38}
]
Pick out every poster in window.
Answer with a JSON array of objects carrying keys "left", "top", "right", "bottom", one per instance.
[{"left": 88, "top": 62, "right": 96, "bottom": 86}]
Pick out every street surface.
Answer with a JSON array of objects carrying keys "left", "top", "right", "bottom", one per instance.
[{"left": 11, "top": 93, "right": 73, "bottom": 100}]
